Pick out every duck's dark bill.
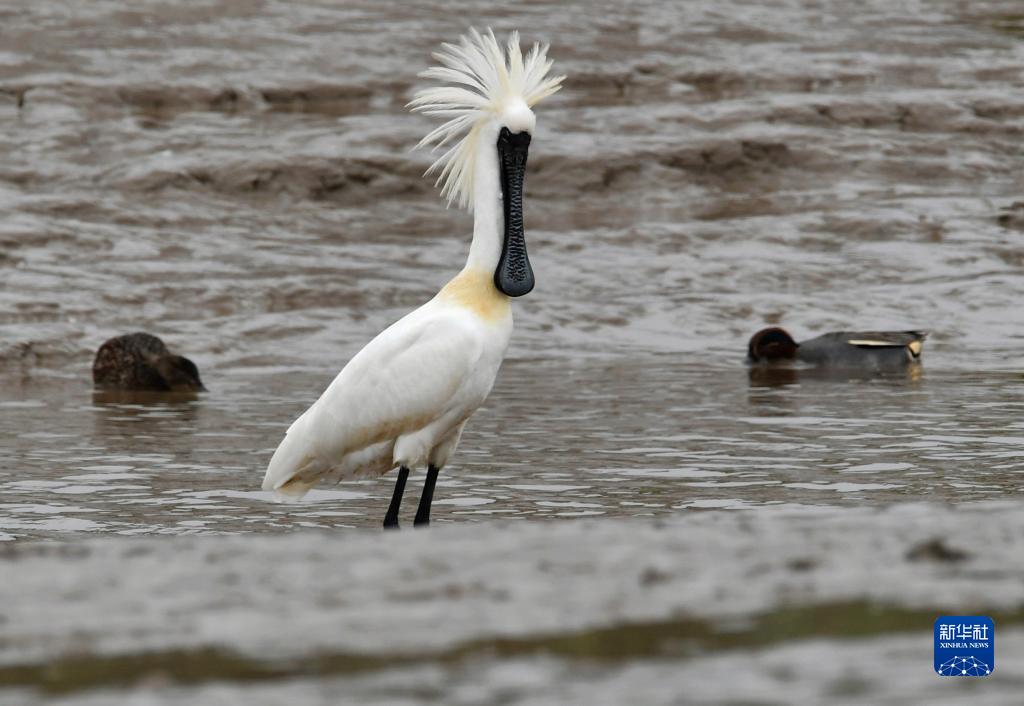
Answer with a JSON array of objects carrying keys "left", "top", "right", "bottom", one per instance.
[{"left": 495, "top": 127, "right": 534, "bottom": 297}]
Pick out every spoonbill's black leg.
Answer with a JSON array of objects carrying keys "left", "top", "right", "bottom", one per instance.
[
  {"left": 383, "top": 466, "right": 410, "bottom": 529},
  {"left": 414, "top": 465, "right": 440, "bottom": 527}
]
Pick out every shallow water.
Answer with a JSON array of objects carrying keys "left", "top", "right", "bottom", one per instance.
[
  {"left": 2, "top": 360, "right": 1024, "bottom": 538},
  {"left": 3, "top": 0, "right": 1024, "bottom": 702}
]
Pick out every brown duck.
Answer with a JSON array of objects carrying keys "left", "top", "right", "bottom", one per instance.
[{"left": 92, "top": 332, "right": 205, "bottom": 391}]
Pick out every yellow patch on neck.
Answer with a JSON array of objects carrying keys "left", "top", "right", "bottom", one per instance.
[{"left": 439, "top": 268, "right": 510, "bottom": 322}]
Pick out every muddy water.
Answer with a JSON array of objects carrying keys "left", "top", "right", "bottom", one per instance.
[
  {"left": 2, "top": 0, "right": 1024, "bottom": 702},
  {"left": 2, "top": 362, "right": 1024, "bottom": 539}
]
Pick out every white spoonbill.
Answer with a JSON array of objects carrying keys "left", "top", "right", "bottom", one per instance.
[{"left": 262, "top": 29, "right": 564, "bottom": 528}]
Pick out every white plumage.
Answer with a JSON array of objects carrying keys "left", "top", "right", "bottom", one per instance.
[
  {"left": 262, "top": 29, "right": 563, "bottom": 523},
  {"left": 410, "top": 29, "right": 564, "bottom": 209},
  {"left": 263, "top": 275, "right": 509, "bottom": 497}
]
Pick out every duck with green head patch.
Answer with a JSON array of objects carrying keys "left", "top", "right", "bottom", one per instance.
[{"left": 747, "top": 327, "right": 926, "bottom": 370}]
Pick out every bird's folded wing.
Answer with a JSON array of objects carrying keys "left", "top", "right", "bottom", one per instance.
[{"left": 265, "top": 308, "right": 487, "bottom": 494}]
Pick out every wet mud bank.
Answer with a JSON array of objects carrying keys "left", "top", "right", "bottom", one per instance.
[{"left": 2, "top": 503, "right": 1022, "bottom": 703}]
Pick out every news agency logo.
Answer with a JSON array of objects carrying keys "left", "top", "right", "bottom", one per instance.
[{"left": 934, "top": 616, "right": 994, "bottom": 676}]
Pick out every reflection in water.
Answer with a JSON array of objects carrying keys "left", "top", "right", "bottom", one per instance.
[
  {"left": 92, "top": 389, "right": 203, "bottom": 406},
  {"left": 747, "top": 364, "right": 924, "bottom": 389},
  {"left": 0, "top": 360, "right": 1020, "bottom": 539},
  {"left": 747, "top": 365, "right": 800, "bottom": 390},
  {"left": 91, "top": 390, "right": 201, "bottom": 453}
]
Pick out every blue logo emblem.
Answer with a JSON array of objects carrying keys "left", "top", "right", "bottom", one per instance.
[{"left": 934, "top": 616, "right": 994, "bottom": 676}]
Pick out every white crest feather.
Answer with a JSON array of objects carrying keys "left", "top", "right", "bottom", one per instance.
[{"left": 409, "top": 28, "right": 565, "bottom": 210}]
